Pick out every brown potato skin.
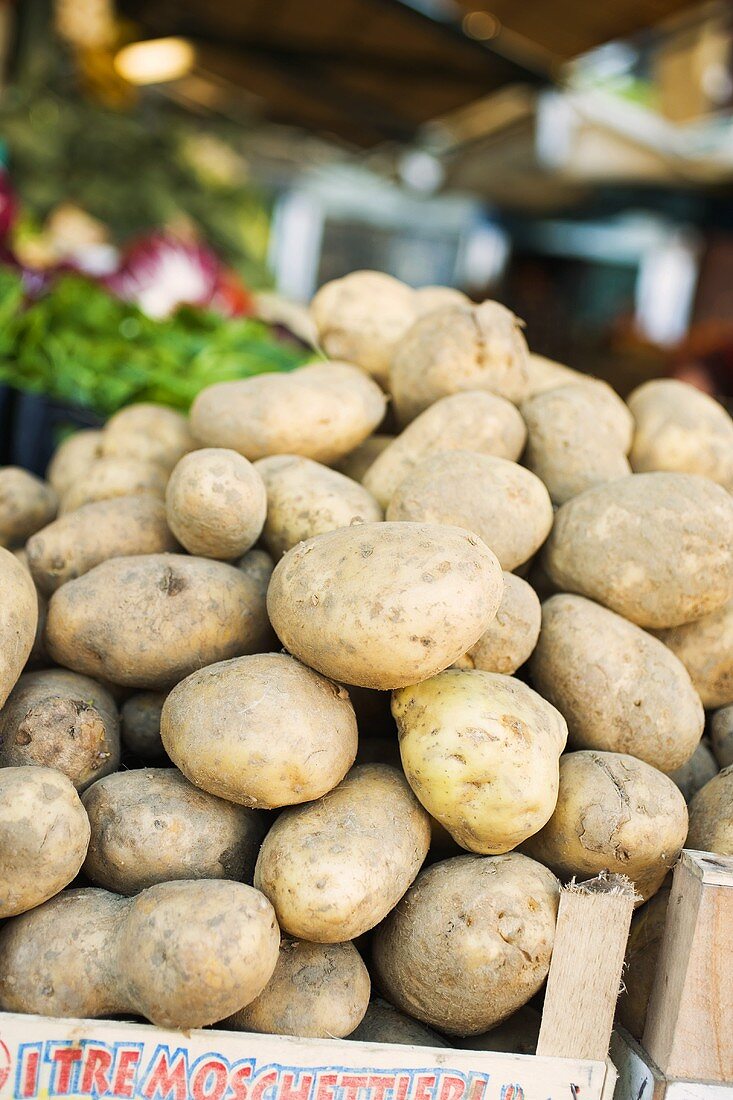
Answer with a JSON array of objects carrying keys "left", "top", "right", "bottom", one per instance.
[
  {"left": 120, "top": 691, "right": 167, "bottom": 760},
  {"left": 348, "top": 998, "right": 451, "bottom": 1047},
  {"left": 687, "top": 765, "right": 733, "bottom": 855},
  {"left": 543, "top": 473, "right": 733, "bottom": 629},
  {"left": 0, "top": 767, "right": 90, "bottom": 917},
  {"left": 256, "top": 454, "right": 383, "bottom": 558},
  {"left": 60, "top": 458, "right": 167, "bottom": 513},
  {"left": 455, "top": 572, "right": 540, "bottom": 675},
  {"left": 227, "top": 938, "right": 371, "bottom": 1038},
  {"left": 372, "top": 853, "right": 559, "bottom": 1036},
  {"left": 267, "top": 521, "right": 504, "bottom": 690},
  {"left": 655, "top": 599, "right": 733, "bottom": 709},
  {"left": 0, "top": 669, "right": 120, "bottom": 790},
  {"left": 254, "top": 764, "right": 431, "bottom": 942},
  {"left": 82, "top": 768, "right": 266, "bottom": 893},
  {"left": 100, "top": 403, "right": 196, "bottom": 471},
  {"left": 27, "top": 494, "right": 180, "bottom": 594},
  {"left": 161, "top": 652, "right": 358, "bottom": 809},
  {"left": 191, "top": 361, "right": 387, "bottom": 464},
  {"left": 47, "top": 430, "right": 104, "bottom": 496},
  {"left": 45, "top": 554, "right": 273, "bottom": 689},
  {"left": 530, "top": 595, "right": 704, "bottom": 773},
  {"left": 0, "top": 547, "right": 38, "bottom": 708},
  {"left": 0, "top": 880, "right": 280, "bottom": 1029},
  {"left": 523, "top": 751, "right": 688, "bottom": 902},
  {"left": 0, "top": 468, "right": 58, "bottom": 547}
]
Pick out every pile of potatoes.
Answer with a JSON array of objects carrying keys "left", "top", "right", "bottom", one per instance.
[{"left": 0, "top": 268, "right": 732, "bottom": 1049}]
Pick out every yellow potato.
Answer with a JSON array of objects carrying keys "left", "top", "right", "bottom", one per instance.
[
  {"left": 0, "top": 547, "right": 38, "bottom": 708},
  {"left": 120, "top": 691, "right": 167, "bottom": 761},
  {"left": 711, "top": 705, "right": 733, "bottom": 768},
  {"left": 655, "top": 598, "right": 733, "bottom": 708},
  {"left": 101, "top": 403, "right": 195, "bottom": 471},
  {"left": 523, "top": 354, "right": 586, "bottom": 398},
  {"left": 348, "top": 998, "right": 451, "bottom": 1047},
  {"left": 414, "top": 285, "right": 470, "bottom": 315},
  {"left": 59, "top": 457, "right": 167, "bottom": 514},
  {"left": 687, "top": 765, "right": 733, "bottom": 855},
  {"left": 669, "top": 740, "right": 718, "bottom": 802},
  {"left": 394, "top": 669, "right": 567, "bottom": 853},
  {"left": 336, "top": 434, "right": 395, "bottom": 483},
  {"left": 46, "top": 429, "right": 104, "bottom": 496},
  {"left": 454, "top": 572, "right": 540, "bottom": 674},
  {"left": 0, "top": 468, "right": 57, "bottom": 547},
  {"left": 267, "top": 521, "right": 504, "bottom": 689}
]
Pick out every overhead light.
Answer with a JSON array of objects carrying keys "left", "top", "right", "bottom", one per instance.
[
  {"left": 114, "top": 37, "right": 195, "bottom": 85},
  {"left": 462, "top": 11, "right": 500, "bottom": 41}
]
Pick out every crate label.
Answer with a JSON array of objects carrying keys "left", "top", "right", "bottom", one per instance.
[{"left": 0, "top": 1013, "right": 610, "bottom": 1100}]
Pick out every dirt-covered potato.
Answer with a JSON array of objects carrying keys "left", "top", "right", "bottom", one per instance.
[
  {"left": 387, "top": 453, "right": 553, "bottom": 572},
  {"left": 0, "top": 468, "right": 57, "bottom": 547},
  {"left": 59, "top": 457, "right": 167, "bottom": 513},
  {"left": 227, "top": 938, "right": 370, "bottom": 1038},
  {"left": 191, "top": 361, "right": 387, "bottom": 464},
  {"left": 655, "top": 599, "right": 733, "bottom": 708},
  {"left": 462, "top": 1006, "right": 542, "bottom": 1055},
  {"left": 372, "top": 853, "right": 559, "bottom": 1035},
  {"left": 669, "top": 740, "right": 718, "bottom": 802},
  {"left": 363, "top": 391, "right": 527, "bottom": 510},
  {"left": 617, "top": 884, "right": 670, "bottom": 1039},
  {"left": 46, "top": 554, "right": 272, "bottom": 689},
  {"left": 394, "top": 669, "right": 567, "bottom": 854},
  {"left": 0, "top": 879, "right": 280, "bottom": 1029},
  {"left": 254, "top": 764, "right": 430, "bottom": 941},
  {"left": 161, "top": 652, "right": 357, "bottom": 808},
  {"left": 0, "top": 766, "right": 90, "bottom": 917},
  {"left": 543, "top": 473, "right": 733, "bottom": 629},
  {"left": 310, "top": 270, "right": 416, "bottom": 387},
  {"left": 27, "top": 494, "right": 179, "bottom": 594},
  {"left": 687, "top": 765, "right": 733, "bottom": 854},
  {"left": 267, "top": 522, "right": 504, "bottom": 689},
  {"left": 523, "top": 751, "right": 688, "bottom": 902},
  {"left": 47, "top": 429, "right": 103, "bottom": 496},
  {"left": 530, "top": 595, "right": 704, "bottom": 773},
  {"left": 349, "top": 998, "right": 451, "bottom": 1047},
  {"left": 101, "top": 403, "right": 195, "bottom": 471},
  {"left": 711, "top": 705, "right": 733, "bottom": 768},
  {"left": 390, "top": 302, "right": 530, "bottom": 425},
  {"left": 520, "top": 382, "right": 632, "bottom": 504},
  {"left": 120, "top": 691, "right": 167, "bottom": 760},
  {"left": 454, "top": 572, "right": 540, "bottom": 674},
  {"left": 523, "top": 354, "right": 586, "bottom": 398},
  {"left": 336, "top": 435, "right": 395, "bottom": 483},
  {"left": 82, "top": 768, "right": 266, "bottom": 893},
  {"left": 255, "top": 455, "right": 382, "bottom": 558},
  {"left": 0, "top": 547, "right": 38, "bottom": 708},
  {"left": 628, "top": 379, "right": 733, "bottom": 490},
  {"left": 0, "top": 669, "right": 120, "bottom": 789},
  {"left": 165, "top": 448, "right": 266, "bottom": 559},
  {"left": 236, "top": 546, "right": 275, "bottom": 592}
]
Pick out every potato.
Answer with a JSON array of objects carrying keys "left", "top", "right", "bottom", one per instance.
[
  {"left": 414, "top": 285, "right": 470, "bottom": 315},
  {"left": 45, "top": 554, "right": 272, "bottom": 689},
  {"left": 191, "top": 361, "right": 387, "bottom": 464},
  {"left": 237, "top": 546, "right": 275, "bottom": 592},
  {"left": 227, "top": 938, "right": 370, "bottom": 1038},
  {"left": 520, "top": 382, "right": 632, "bottom": 504},
  {"left": 0, "top": 547, "right": 38, "bottom": 708},
  {"left": 628, "top": 379, "right": 733, "bottom": 490},
  {"left": 522, "top": 751, "right": 688, "bottom": 902},
  {"left": 617, "top": 884, "right": 671, "bottom": 1039},
  {"left": 669, "top": 740, "right": 718, "bottom": 802},
  {"left": 389, "top": 302, "right": 530, "bottom": 424},
  {"left": 165, "top": 448, "right": 266, "bottom": 559},
  {"left": 255, "top": 454, "right": 382, "bottom": 558},
  {"left": 336, "top": 435, "right": 395, "bottom": 483},
  {"left": 0, "top": 766, "right": 90, "bottom": 917},
  {"left": 46, "top": 429, "right": 103, "bottom": 495},
  {"left": 0, "top": 468, "right": 57, "bottom": 547},
  {"left": 529, "top": 595, "right": 704, "bottom": 773},
  {"left": 462, "top": 1006, "right": 541, "bottom": 1055},
  {"left": 711, "top": 705, "right": 733, "bottom": 768},
  {"left": 310, "top": 270, "right": 416, "bottom": 387},
  {"left": 254, "top": 764, "right": 431, "bottom": 941},
  {"left": 454, "top": 572, "right": 540, "bottom": 674},
  {"left": 0, "top": 669, "right": 120, "bottom": 790},
  {"left": 387, "top": 453, "right": 553, "bottom": 572},
  {"left": 161, "top": 652, "right": 357, "bottom": 808},
  {"left": 267, "top": 522, "right": 504, "bottom": 689},
  {"left": 82, "top": 768, "right": 266, "bottom": 893},
  {"left": 654, "top": 599, "right": 733, "bottom": 708},
  {"left": 349, "top": 998, "right": 451, "bottom": 1047},
  {"left": 372, "top": 852, "right": 559, "bottom": 1035},
  {"left": 26, "top": 494, "right": 179, "bottom": 594},
  {"left": 121, "top": 691, "right": 167, "bottom": 760},
  {"left": 60, "top": 457, "right": 167, "bottom": 513},
  {"left": 363, "top": 391, "right": 527, "bottom": 510},
  {"left": 687, "top": 765, "right": 733, "bottom": 854},
  {"left": 0, "top": 879, "right": 280, "bottom": 1029},
  {"left": 524, "top": 354, "right": 586, "bottom": 398},
  {"left": 101, "top": 403, "right": 195, "bottom": 471},
  {"left": 394, "top": 669, "right": 567, "bottom": 854},
  {"left": 543, "top": 473, "right": 733, "bottom": 629}
]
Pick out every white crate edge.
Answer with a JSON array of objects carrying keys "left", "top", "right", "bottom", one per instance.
[{"left": 0, "top": 1010, "right": 613, "bottom": 1100}]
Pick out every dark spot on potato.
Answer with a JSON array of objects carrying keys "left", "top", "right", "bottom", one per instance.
[{"left": 158, "top": 568, "right": 185, "bottom": 596}]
